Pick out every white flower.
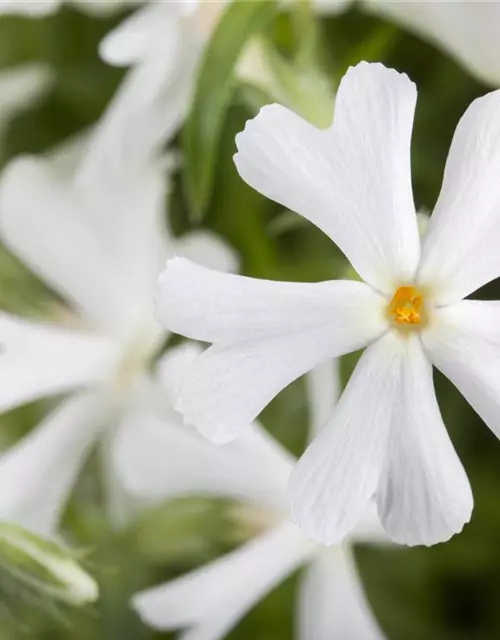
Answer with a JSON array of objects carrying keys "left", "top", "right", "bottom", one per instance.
[
  {"left": 0, "top": 58, "right": 236, "bottom": 536},
  {"left": 156, "top": 60, "right": 500, "bottom": 547},
  {"left": 115, "top": 352, "right": 387, "bottom": 640},
  {"left": 365, "top": 0, "right": 500, "bottom": 87}
]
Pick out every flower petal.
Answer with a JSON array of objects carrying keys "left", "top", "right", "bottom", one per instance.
[
  {"left": 298, "top": 547, "right": 385, "bottom": 640},
  {"left": 158, "top": 258, "right": 387, "bottom": 443},
  {"left": 288, "top": 332, "right": 403, "bottom": 546},
  {"left": 112, "top": 375, "right": 293, "bottom": 513},
  {"left": 365, "top": 1, "right": 500, "bottom": 87},
  {"left": 0, "top": 157, "right": 130, "bottom": 329},
  {"left": 376, "top": 336, "right": 472, "bottom": 546},
  {"left": 132, "top": 521, "right": 313, "bottom": 637},
  {"left": 423, "top": 300, "right": 500, "bottom": 441},
  {"left": 0, "top": 391, "right": 109, "bottom": 536},
  {"left": 234, "top": 62, "right": 420, "bottom": 293},
  {"left": 84, "top": 2, "right": 200, "bottom": 186},
  {"left": 99, "top": 2, "right": 186, "bottom": 67},
  {"left": 0, "top": 313, "right": 115, "bottom": 414},
  {"left": 157, "top": 258, "right": 386, "bottom": 343},
  {"left": 305, "top": 360, "right": 341, "bottom": 439},
  {"left": 418, "top": 88, "right": 500, "bottom": 302}
]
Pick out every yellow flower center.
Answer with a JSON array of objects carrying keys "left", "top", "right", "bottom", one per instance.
[{"left": 387, "top": 285, "right": 427, "bottom": 331}]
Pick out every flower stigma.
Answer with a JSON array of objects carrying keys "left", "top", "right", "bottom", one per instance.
[{"left": 387, "top": 285, "right": 427, "bottom": 331}]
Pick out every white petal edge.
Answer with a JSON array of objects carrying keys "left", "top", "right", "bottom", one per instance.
[
  {"left": 423, "top": 300, "right": 500, "bottom": 441},
  {"left": 298, "top": 547, "right": 385, "bottom": 640},
  {"left": 288, "top": 331, "right": 403, "bottom": 546},
  {"left": 0, "top": 391, "right": 110, "bottom": 536},
  {"left": 172, "top": 230, "right": 239, "bottom": 274},
  {"left": 376, "top": 335, "right": 473, "bottom": 546},
  {"left": 418, "top": 88, "right": 500, "bottom": 303},
  {"left": 0, "top": 312, "right": 116, "bottom": 414},
  {"left": 234, "top": 61, "right": 420, "bottom": 294},
  {"left": 132, "top": 521, "right": 313, "bottom": 637}
]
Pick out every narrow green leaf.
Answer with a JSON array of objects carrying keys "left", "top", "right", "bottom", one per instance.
[{"left": 183, "top": 0, "right": 278, "bottom": 221}]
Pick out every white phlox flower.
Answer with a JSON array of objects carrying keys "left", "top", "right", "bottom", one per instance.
[
  {"left": 365, "top": 0, "right": 500, "bottom": 87},
  {"left": 114, "top": 352, "right": 387, "bottom": 640},
  {"left": 0, "top": 68, "right": 237, "bottom": 536},
  {"left": 156, "top": 61, "right": 500, "bottom": 548}
]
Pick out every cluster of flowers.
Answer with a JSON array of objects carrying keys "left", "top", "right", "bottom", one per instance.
[{"left": 2, "top": 1, "right": 500, "bottom": 637}]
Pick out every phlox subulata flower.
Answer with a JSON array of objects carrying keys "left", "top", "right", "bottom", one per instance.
[{"left": 157, "top": 61, "right": 500, "bottom": 547}]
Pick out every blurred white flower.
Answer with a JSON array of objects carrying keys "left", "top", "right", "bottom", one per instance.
[
  {"left": 0, "top": 52, "right": 237, "bottom": 536},
  {"left": 96, "top": 0, "right": 353, "bottom": 147},
  {"left": 157, "top": 60, "right": 500, "bottom": 548},
  {"left": 116, "top": 352, "right": 387, "bottom": 639},
  {"left": 0, "top": 62, "right": 53, "bottom": 140},
  {"left": 365, "top": 0, "right": 500, "bottom": 87}
]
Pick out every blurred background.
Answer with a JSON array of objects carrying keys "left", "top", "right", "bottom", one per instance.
[{"left": 0, "top": 1, "right": 500, "bottom": 639}]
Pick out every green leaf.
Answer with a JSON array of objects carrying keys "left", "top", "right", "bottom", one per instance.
[{"left": 183, "top": 0, "right": 278, "bottom": 221}]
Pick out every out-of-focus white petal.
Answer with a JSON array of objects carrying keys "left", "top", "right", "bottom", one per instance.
[
  {"left": 298, "top": 547, "right": 385, "bottom": 640},
  {"left": 288, "top": 332, "right": 403, "bottom": 546},
  {"left": 423, "top": 300, "right": 500, "bottom": 441},
  {"left": 0, "top": 157, "right": 131, "bottom": 330},
  {"left": 0, "top": 391, "right": 110, "bottom": 536},
  {"left": 0, "top": 0, "right": 59, "bottom": 15},
  {"left": 0, "top": 313, "right": 115, "bottom": 414},
  {"left": 112, "top": 361, "right": 293, "bottom": 513},
  {"left": 156, "top": 342, "right": 204, "bottom": 402},
  {"left": 418, "top": 89, "right": 500, "bottom": 303},
  {"left": 234, "top": 62, "right": 420, "bottom": 294},
  {"left": 305, "top": 360, "right": 341, "bottom": 438},
  {"left": 113, "top": 409, "right": 292, "bottom": 514},
  {"left": 376, "top": 335, "right": 472, "bottom": 546},
  {"left": 85, "top": 3, "right": 200, "bottom": 184},
  {"left": 365, "top": 1, "right": 500, "bottom": 87},
  {"left": 172, "top": 230, "right": 239, "bottom": 274},
  {"left": 157, "top": 258, "right": 387, "bottom": 443},
  {"left": 132, "top": 521, "right": 313, "bottom": 636},
  {"left": 0, "top": 63, "right": 53, "bottom": 131},
  {"left": 99, "top": 2, "right": 180, "bottom": 67}
]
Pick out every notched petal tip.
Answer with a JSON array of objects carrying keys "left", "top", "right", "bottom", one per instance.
[
  {"left": 379, "top": 492, "right": 473, "bottom": 548},
  {"left": 174, "top": 390, "right": 245, "bottom": 447},
  {"left": 344, "top": 60, "right": 416, "bottom": 89}
]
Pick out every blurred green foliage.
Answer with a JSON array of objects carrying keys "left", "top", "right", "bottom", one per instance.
[{"left": 0, "top": 2, "right": 499, "bottom": 639}]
